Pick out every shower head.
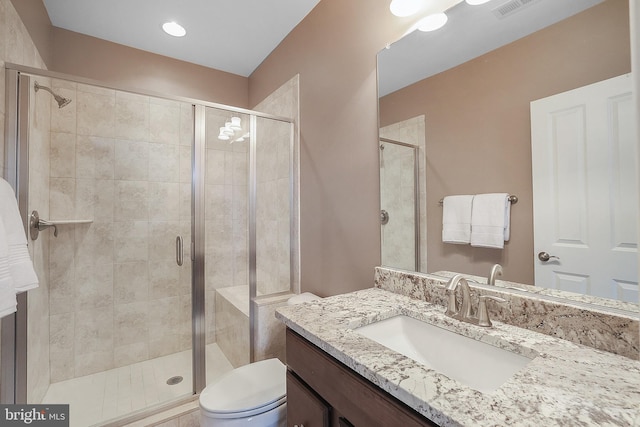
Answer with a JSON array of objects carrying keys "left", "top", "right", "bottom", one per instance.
[{"left": 34, "top": 81, "right": 72, "bottom": 108}]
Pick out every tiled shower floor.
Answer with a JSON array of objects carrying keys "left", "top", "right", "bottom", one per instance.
[{"left": 42, "top": 344, "right": 233, "bottom": 427}]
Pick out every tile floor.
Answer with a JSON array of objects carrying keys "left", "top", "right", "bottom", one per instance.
[{"left": 42, "top": 344, "right": 233, "bottom": 427}]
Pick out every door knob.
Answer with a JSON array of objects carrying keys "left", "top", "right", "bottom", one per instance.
[{"left": 538, "top": 251, "right": 559, "bottom": 262}]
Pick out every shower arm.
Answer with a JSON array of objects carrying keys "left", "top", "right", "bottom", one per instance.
[{"left": 34, "top": 81, "right": 72, "bottom": 108}]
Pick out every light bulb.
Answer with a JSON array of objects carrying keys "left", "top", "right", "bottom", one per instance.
[
  {"left": 223, "top": 122, "right": 234, "bottom": 136},
  {"left": 465, "top": 0, "right": 491, "bottom": 5},
  {"left": 417, "top": 12, "right": 448, "bottom": 32},
  {"left": 162, "top": 21, "right": 186, "bottom": 37},
  {"left": 218, "top": 127, "right": 231, "bottom": 140},
  {"left": 389, "top": 0, "right": 423, "bottom": 17},
  {"left": 230, "top": 117, "right": 242, "bottom": 131}
]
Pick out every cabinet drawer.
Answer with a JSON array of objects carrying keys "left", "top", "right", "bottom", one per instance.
[
  {"left": 286, "top": 329, "right": 437, "bottom": 427},
  {"left": 287, "top": 371, "right": 330, "bottom": 427}
]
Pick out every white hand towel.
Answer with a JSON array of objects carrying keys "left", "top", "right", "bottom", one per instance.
[
  {"left": 442, "top": 195, "right": 473, "bottom": 244},
  {"left": 0, "top": 178, "right": 39, "bottom": 292},
  {"left": 0, "top": 218, "right": 17, "bottom": 318},
  {"left": 470, "top": 193, "right": 510, "bottom": 249}
]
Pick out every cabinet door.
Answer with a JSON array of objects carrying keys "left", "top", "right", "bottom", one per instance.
[
  {"left": 286, "top": 329, "right": 438, "bottom": 427},
  {"left": 287, "top": 370, "right": 330, "bottom": 427}
]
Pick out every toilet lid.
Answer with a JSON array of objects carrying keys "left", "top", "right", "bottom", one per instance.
[{"left": 200, "top": 358, "right": 286, "bottom": 415}]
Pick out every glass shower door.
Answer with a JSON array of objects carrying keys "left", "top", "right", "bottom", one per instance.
[
  {"left": 15, "top": 72, "right": 195, "bottom": 426},
  {"left": 379, "top": 139, "right": 420, "bottom": 271}
]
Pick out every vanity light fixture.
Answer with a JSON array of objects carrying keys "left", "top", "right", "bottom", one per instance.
[
  {"left": 391, "top": 0, "right": 488, "bottom": 33},
  {"left": 223, "top": 122, "right": 235, "bottom": 135},
  {"left": 218, "top": 127, "right": 230, "bottom": 140},
  {"left": 162, "top": 21, "right": 186, "bottom": 37},
  {"left": 389, "top": 0, "right": 423, "bottom": 17},
  {"left": 218, "top": 117, "right": 247, "bottom": 142},
  {"left": 417, "top": 12, "right": 448, "bottom": 31}
]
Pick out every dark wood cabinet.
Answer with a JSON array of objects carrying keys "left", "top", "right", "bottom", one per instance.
[
  {"left": 286, "top": 328, "right": 438, "bottom": 427},
  {"left": 287, "top": 370, "right": 330, "bottom": 427}
]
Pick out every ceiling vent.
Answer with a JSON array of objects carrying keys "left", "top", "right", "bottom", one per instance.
[{"left": 492, "top": 0, "right": 543, "bottom": 19}]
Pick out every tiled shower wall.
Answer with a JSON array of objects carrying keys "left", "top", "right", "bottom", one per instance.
[
  {"left": 46, "top": 80, "right": 194, "bottom": 382},
  {"left": 0, "top": 0, "right": 51, "bottom": 404},
  {"left": 254, "top": 75, "right": 298, "bottom": 296},
  {"left": 252, "top": 75, "right": 299, "bottom": 363},
  {"left": 379, "top": 116, "right": 427, "bottom": 272}
]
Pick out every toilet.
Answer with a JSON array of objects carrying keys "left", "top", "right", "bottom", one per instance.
[
  {"left": 199, "top": 358, "right": 287, "bottom": 427},
  {"left": 200, "top": 292, "right": 321, "bottom": 427}
]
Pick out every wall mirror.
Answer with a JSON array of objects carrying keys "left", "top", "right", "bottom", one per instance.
[{"left": 377, "top": 0, "right": 638, "bottom": 311}]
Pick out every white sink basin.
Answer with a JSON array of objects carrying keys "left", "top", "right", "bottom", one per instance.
[{"left": 354, "top": 315, "right": 535, "bottom": 393}]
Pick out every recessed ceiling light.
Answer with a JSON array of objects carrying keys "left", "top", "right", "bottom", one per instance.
[{"left": 162, "top": 21, "right": 186, "bottom": 37}]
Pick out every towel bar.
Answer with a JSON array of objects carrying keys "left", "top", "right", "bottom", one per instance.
[
  {"left": 29, "top": 210, "right": 93, "bottom": 240},
  {"left": 438, "top": 195, "right": 518, "bottom": 206}
]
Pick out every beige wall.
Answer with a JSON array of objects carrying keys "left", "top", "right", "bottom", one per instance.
[
  {"left": 379, "top": 0, "right": 631, "bottom": 285},
  {"left": 249, "top": 0, "right": 408, "bottom": 296},
  {"left": 50, "top": 28, "right": 250, "bottom": 108}
]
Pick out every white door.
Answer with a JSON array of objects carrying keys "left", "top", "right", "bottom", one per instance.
[{"left": 531, "top": 74, "right": 638, "bottom": 302}]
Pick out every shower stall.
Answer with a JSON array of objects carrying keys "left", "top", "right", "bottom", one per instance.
[{"left": 1, "top": 66, "right": 297, "bottom": 426}]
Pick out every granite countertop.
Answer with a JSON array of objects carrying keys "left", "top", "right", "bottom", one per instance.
[{"left": 276, "top": 288, "right": 640, "bottom": 427}]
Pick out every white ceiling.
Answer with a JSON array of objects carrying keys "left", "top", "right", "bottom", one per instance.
[
  {"left": 378, "top": 0, "right": 604, "bottom": 97},
  {"left": 42, "top": 0, "right": 605, "bottom": 88},
  {"left": 42, "top": 0, "right": 321, "bottom": 77}
]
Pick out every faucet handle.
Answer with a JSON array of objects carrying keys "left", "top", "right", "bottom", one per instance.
[
  {"left": 436, "top": 282, "right": 458, "bottom": 317},
  {"left": 477, "top": 295, "right": 506, "bottom": 327}
]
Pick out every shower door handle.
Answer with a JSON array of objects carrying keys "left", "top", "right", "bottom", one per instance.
[{"left": 176, "top": 236, "right": 184, "bottom": 266}]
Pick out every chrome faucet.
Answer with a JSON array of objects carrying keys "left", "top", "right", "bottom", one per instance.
[
  {"left": 442, "top": 274, "right": 506, "bottom": 327},
  {"left": 488, "top": 264, "right": 503, "bottom": 286},
  {"left": 444, "top": 274, "right": 473, "bottom": 320}
]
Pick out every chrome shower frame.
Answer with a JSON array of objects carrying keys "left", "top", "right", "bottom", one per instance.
[{"left": 2, "top": 64, "right": 299, "bottom": 425}]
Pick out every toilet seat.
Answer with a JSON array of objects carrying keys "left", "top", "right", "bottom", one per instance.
[{"left": 200, "top": 358, "right": 286, "bottom": 419}]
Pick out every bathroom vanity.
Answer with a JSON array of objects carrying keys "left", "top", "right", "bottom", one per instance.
[
  {"left": 276, "top": 281, "right": 640, "bottom": 426},
  {"left": 286, "top": 328, "right": 435, "bottom": 427}
]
